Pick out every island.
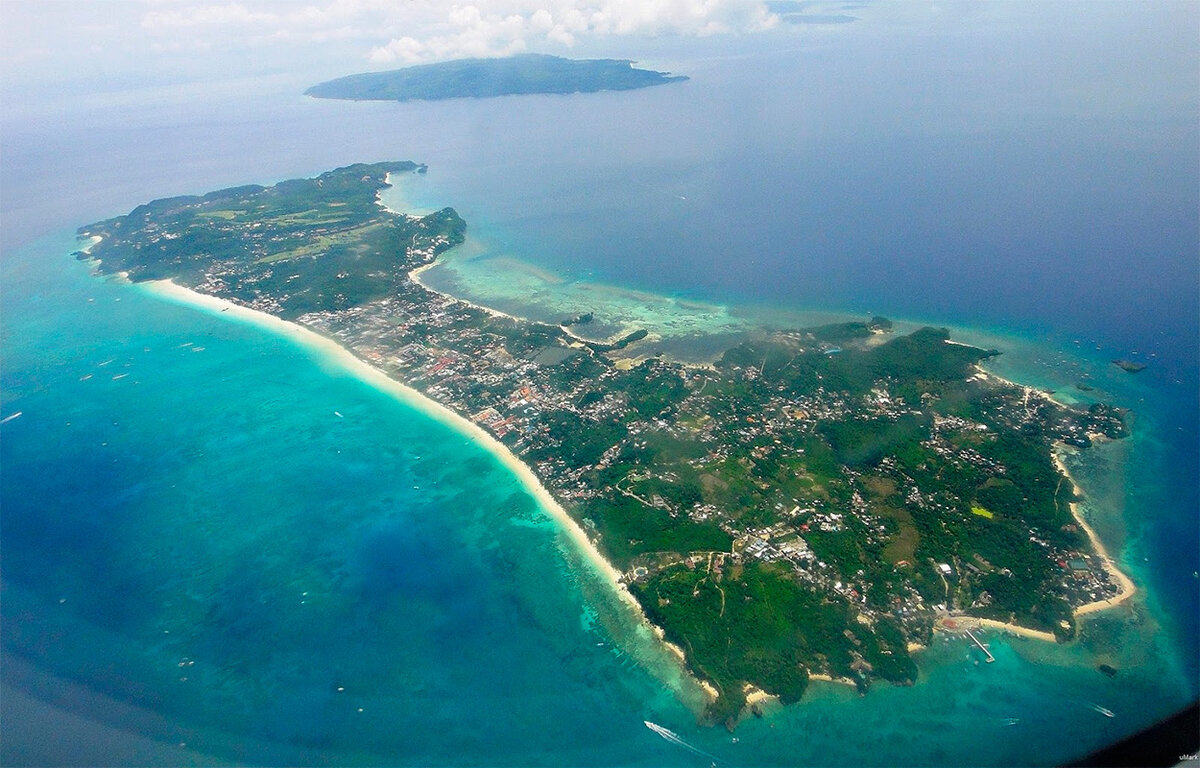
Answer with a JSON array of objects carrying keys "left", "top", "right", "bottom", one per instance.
[
  {"left": 78, "top": 163, "right": 1134, "bottom": 728},
  {"left": 305, "top": 54, "right": 687, "bottom": 102}
]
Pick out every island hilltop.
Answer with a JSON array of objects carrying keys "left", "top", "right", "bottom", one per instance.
[
  {"left": 306, "top": 54, "right": 687, "bottom": 102},
  {"left": 80, "top": 163, "right": 1132, "bottom": 727}
]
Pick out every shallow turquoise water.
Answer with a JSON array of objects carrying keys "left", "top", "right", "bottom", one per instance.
[
  {"left": 1, "top": 232, "right": 1192, "bottom": 766},
  {"left": 0, "top": 234, "right": 700, "bottom": 765},
  {"left": 1, "top": 10, "right": 1195, "bottom": 761}
]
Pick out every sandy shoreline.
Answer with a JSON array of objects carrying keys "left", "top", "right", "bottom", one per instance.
[
  {"left": 744, "top": 684, "right": 778, "bottom": 706},
  {"left": 409, "top": 263, "right": 527, "bottom": 326},
  {"left": 655, "top": 631, "right": 719, "bottom": 702},
  {"left": 808, "top": 672, "right": 856, "bottom": 688},
  {"left": 1052, "top": 448, "right": 1138, "bottom": 616},
  {"left": 380, "top": 180, "right": 1132, "bottom": 634},
  {"left": 75, "top": 163, "right": 711, "bottom": 708},
  {"left": 382, "top": 174, "right": 678, "bottom": 354},
  {"left": 132, "top": 281, "right": 1135, "bottom": 695},
  {"left": 379, "top": 172, "right": 575, "bottom": 335},
  {"left": 973, "top": 363, "right": 1136, "bottom": 621},
  {"left": 409, "top": 261, "right": 659, "bottom": 352},
  {"left": 974, "top": 366, "right": 1070, "bottom": 408},
  {"left": 137, "top": 279, "right": 648, "bottom": 618},
  {"left": 976, "top": 618, "right": 1056, "bottom": 643},
  {"left": 115, "top": 209, "right": 1135, "bottom": 715},
  {"left": 935, "top": 614, "right": 1056, "bottom": 643},
  {"left": 930, "top": 443, "right": 1138, "bottom": 647},
  {"left": 377, "top": 172, "right": 436, "bottom": 218},
  {"left": 77, "top": 234, "right": 102, "bottom": 254}
]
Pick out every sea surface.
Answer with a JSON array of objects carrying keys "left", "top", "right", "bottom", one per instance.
[{"left": 2, "top": 7, "right": 1197, "bottom": 766}]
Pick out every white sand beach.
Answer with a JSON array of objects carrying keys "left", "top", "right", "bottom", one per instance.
[
  {"left": 808, "top": 672, "right": 856, "bottom": 688},
  {"left": 409, "top": 263, "right": 527, "bottom": 325},
  {"left": 976, "top": 618, "right": 1057, "bottom": 643},
  {"left": 930, "top": 444, "right": 1138, "bottom": 647},
  {"left": 139, "top": 279, "right": 638, "bottom": 603},
  {"left": 1052, "top": 448, "right": 1138, "bottom": 616},
  {"left": 134, "top": 273, "right": 1135, "bottom": 717},
  {"left": 134, "top": 279, "right": 730, "bottom": 710}
]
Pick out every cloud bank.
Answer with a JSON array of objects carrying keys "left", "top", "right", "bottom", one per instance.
[
  {"left": 369, "top": 1, "right": 776, "bottom": 64},
  {"left": 137, "top": 0, "right": 778, "bottom": 64}
]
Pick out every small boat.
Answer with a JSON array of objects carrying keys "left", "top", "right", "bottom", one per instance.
[
  {"left": 1089, "top": 703, "right": 1115, "bottom": 718},
  {"left": 645, "top": 721, "right": 674, "bottom": 740},
  {"left": 0, "top": 411, "right": 23, "bottom": 425},
  {"left": 644, "top": 721, "right": 716, "bottom": 761}
]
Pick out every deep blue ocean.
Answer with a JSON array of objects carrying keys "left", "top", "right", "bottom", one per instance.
[{"left": 2, "top": 8, "right": 1196, "bottom": 766}]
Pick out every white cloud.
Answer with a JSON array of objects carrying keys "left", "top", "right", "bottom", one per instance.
[
  {"left": 367, "top": 1, "right": 777, "bottom": 63},
  {"left": 136, "top": 0, "right": 777, "bottom": 64},
  {"left": 141, "top": 2, "right": 277, "bottom": 31}
]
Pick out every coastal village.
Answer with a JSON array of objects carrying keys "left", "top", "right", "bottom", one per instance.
[
  {"left": 80, "top": 163, "right": 1133, "bottom": 724},
  {"left": 299, "top": 291, "right": 1127, "bottom": 646}
]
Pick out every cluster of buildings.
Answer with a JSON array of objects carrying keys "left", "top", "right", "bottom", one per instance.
[{"left": 156, "top": 181, "right": 1123, "bottom": 644}]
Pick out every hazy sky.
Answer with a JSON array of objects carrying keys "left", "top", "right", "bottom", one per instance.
[
  {"left": 1, "top": 0, "right": 789, "bottom": 92},
  {"left": 4, "top": 2, "right": 1196, "bottom": 102}
]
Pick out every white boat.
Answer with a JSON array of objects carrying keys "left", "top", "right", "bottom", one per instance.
[
  {"left": 645, "top": 721, "right": 674, "bottom": 739},
  {"left": 644, "top": 721, "right": 717, "bottom": 761},
  {"left": 1089, "top": 703, "right": 1115, "bottom": 718}
]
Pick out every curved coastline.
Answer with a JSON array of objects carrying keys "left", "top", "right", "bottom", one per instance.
[
  {"left": 384, "top": 173, "right": 1140, "bottom": 652},
  {"left": 409, "top": 253, "right": 1143, "bottom": 648},
  {"left": 132, "top": 276, "right": 715, "bottom": 708},
  {"left": 1053, "top": 447, "right": 1138, "bottom": 616},
  {"left": 153, "top": 267, "right": 1134, "bottom": 656},
  {"left": 107, "top": 173, "right": 1142, "bottom": 712},
  {"left": 381, "top": 173, "right": 750, "bottom": 355},
  {"left": 924, "top": 368, "right": 1138, "bottom": 646},
  {"left": 984, "top": 363, "right": 1140, "bottom": 618},
  {"left": 137, "top": 279, "right": 631, "bottom": 591}
]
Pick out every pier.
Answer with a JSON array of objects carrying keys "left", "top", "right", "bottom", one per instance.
[{"left": 964, "top": 628, "right": 995, "bottom": 663}]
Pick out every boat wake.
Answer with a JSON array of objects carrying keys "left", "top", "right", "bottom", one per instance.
[{"left": 645, "top": 721, "right": 720, "bottom": 762}]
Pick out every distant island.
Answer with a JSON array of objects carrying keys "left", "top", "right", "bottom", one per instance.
[
  {"left": 305, "top": 54, "right": 687, "bottom": 102},
  {"left": 79, "top": 163, "right": 1135, "bottom": 729}
]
